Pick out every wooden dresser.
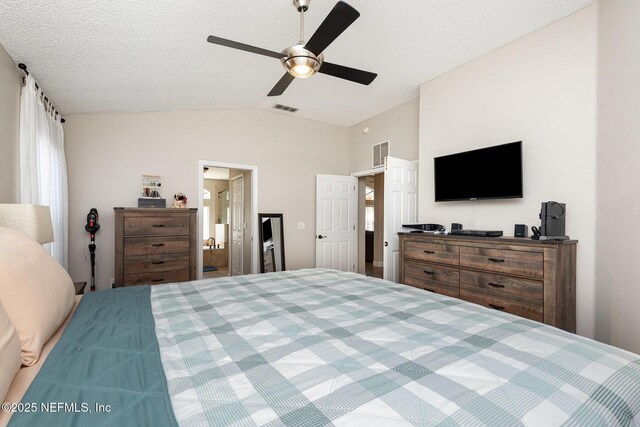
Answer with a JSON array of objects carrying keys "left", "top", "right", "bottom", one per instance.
[
  {"left": 399, "top": 233, "right": 577, "bottom": 332},
  {"left": 114, "top": 207, "right": 197, "bottom": 287}
]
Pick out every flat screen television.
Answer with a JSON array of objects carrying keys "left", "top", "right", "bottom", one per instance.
[{"left": 434, "top": 141, "right": 523, "bottom": 202}]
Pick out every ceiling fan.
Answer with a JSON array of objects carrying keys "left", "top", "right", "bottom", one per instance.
[{"left": 207, "top": 0, "right": 377, "bottom": 97}]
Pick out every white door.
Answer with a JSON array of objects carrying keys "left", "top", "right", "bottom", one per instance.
[
  {"left": 231, "top": 175, "right": 244, "bottom": 276},
  {"left": 384, "top": 157, "right": 418, "bottom": 282},
  {"left": 315, "top": 174, "right": 356, "bottom": 271}
]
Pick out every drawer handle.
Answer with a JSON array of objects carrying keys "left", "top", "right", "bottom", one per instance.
[
  {"left": 423, "top": 270, "right": 436, "bottom": 275},
  {"left": 489, "top": 303, "right": 505, "bottom": 311},
  {"left": 151, "top": 243, "right": 165, "bottom": 247},
  {"left": 423, "top": 250, "right": 435, "bottom": 254},
  {"left": 151, "top": 278, "right": 165, "bottom": 283},
  {"left": 152, "top": 224, "right": 165, "bottom": 228},
  {"left": 151, "top": 261, "right": 165, "bottom": 265},
  {"left": 488, "top": 257, "right": 505, "bottom": 263},
  {"left": 488, "top": 282, "right": 505, "bottom": 288}
]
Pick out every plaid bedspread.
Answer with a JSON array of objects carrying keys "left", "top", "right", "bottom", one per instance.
[{"left": 151, "top": 269, "right": 640, "bottom": 427}]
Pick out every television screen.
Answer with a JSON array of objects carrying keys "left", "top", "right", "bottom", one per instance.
[{"left": 434, "top": 141, "right": 523, "bottom": 202}]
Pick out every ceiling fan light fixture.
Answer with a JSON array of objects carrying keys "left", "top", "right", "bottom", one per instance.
[{"left": 281, "top": 45, "right": 323, "bottom": 79}]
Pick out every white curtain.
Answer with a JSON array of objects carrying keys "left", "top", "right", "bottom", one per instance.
[{"left": 19, "top": 75, "right": 69, "bottom": 269}]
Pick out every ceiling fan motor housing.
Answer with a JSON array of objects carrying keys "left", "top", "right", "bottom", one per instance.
[
  {"left": 281, "top": 44, "right": 323, "bottom": 78},
  {"left": 293, "top": 0, "right": 311, "bottom": 12}
]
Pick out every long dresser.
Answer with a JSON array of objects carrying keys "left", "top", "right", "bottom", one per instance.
[
  {"left": 399, "top": 233, "right": 577, "bottom": 332},
  {"left": 114, "top": 207, "right": 197, "bottom": 287}
]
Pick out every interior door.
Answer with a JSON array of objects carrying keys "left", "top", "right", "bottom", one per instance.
[
  {"left": 315, "top": 174, "right": 356, "bottom": 271},
  {"left": 384, "top": 156, "right": 418, "bottom": 282},
  {"left": 231, "top": 175, "right": 244, "bottom": 276}
]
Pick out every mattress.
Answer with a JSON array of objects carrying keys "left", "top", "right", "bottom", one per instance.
[{"left": 7, "top": 269, "right": 640, "bottom": 426}]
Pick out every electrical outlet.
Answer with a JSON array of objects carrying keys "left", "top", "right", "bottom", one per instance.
[
  {"left": 110, "top": 277, "right": 115, "bottom": 288},
  {"left": 298, "top": 222, "right": 305, "bottom": 230}
]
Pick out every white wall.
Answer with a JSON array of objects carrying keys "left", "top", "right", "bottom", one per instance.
[
  {"left": 64, "top": 109, "right": 348, "bottom": 290},
  {"left": 596, "top": 0, "right": 640, "bottom": 354},
  {"left": 348, "top": 98, "right": 419, "bottom": 173},
  {"left": 0, "top": 43, "right": 20, "bottom": 203},
  {"left": 418, "top": 6, "right": 597, "bottom": 338}
]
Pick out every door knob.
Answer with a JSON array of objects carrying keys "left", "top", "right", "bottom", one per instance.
[{"left": 317, "top": 235, "right": 327, "bottom": 239}]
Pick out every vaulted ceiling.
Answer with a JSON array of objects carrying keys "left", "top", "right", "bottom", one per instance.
[{"left": 0, "top": 0, "right": 593, "bottom": 126}]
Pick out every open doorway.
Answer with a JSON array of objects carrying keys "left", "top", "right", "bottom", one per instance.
[
  {"left": 358, "top": 173, "right": 384, "bottom": 279},
  {"left": 202, "top": 167, "right": 230, "bottom": 278},
  {"left": 198, "top": 161, "right": 259, "bottom": 279}
]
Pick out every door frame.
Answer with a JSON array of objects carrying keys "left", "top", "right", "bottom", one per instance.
[{"left": 197, "top": 160, "right": 259, "bottom": 279}]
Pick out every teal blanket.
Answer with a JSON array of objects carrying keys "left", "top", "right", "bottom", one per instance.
[{"left": 9, "top": 285, "right": 177, "bottom": 427}]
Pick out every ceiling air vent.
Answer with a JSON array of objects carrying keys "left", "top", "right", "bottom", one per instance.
[
  {"left": 273, "top": 104, "right": 298, "bottom": 113},
  {"left": 372, "top": 141, "right": 389, "bottom": 168}
]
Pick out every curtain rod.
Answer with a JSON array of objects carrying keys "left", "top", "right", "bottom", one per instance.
[{"left": 17, "top": 63, "right": 66, "bottom": 123}]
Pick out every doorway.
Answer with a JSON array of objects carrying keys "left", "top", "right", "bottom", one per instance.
[
  {"left": 358, "top": 173, "right": 384, "bottom": 279},
  {"left": 202, "top": 167, "right": 231, "bottom": 278},
  {"left": 198, "top": 160, "right": 259, "bottom": 279}
]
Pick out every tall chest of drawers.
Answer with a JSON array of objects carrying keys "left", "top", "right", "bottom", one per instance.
[
  {"left": 399, "top": 233, "right": 577, "bottom": 332},
  {"left": 114, "top": 207, "right": 197, "bottom": 287}
]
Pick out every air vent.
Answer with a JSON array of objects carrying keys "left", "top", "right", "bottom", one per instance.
[
  {"left": 273, "top": 104, "right": 299, "bottom": 113},
  {"left": 372, "top": 141, "right": 389, "bottom": 168}
]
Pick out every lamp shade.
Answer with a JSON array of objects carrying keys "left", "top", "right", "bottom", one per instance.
[{"left": 0, "top": 204, "right": 54, "bottom": 244}]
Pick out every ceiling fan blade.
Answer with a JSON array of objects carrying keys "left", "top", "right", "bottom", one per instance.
[
  {"left": 304, "top": 1, "right": 360, "bottom": 56},
  {"left": 319, "top": 62, "right": 377, "bottom": 85},
  {"left": 207, "top": 35, "right": 284, "bottom": 59},
  {"left": 267, "top": 73, "right": 295, "bottom": 97}
]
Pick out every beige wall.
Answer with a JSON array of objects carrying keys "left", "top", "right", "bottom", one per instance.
[
  {"left": 0, "top": 43, "right": 20, "bottom": 203},
  {"left": 348, "top": 98, "right": 419, "bottom": 173},
  {"left": 64, "top": 110, "right": 348, "bottom": 290},
  {"left": 418, "top": 7, "right": 597, "bottom": 338},
  {"left": 596, "top": 0, "right": 640, "bottom": 354}
]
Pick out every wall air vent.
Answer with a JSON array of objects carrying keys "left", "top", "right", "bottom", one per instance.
[
  {"left": 273, "top": 104, "right": 299, "bottom": 113},
  {"left": 372, "top": 141, "right": 389, "bottom": 168}
]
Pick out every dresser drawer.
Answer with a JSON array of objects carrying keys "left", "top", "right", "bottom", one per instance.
[
  {"left": 403, "top": 260, "right": 459, "bottom": 298},
  {"left": 460, "top": 270, "right": 543, "bottom": 305},
  {"left": 124, "top": 214, "right": 190, "bottom": 236},
  {"left": 460, "top": 284, "right": 543, "bottom": 322},
  {"left": 124, "top": 236, "right": 190, "bottom": 256},
  {"left": 124, "top": 270, "right": 189, "bottom": 287},
  {"left": 124, "top": 253, "right": 189, "bottom": 274},
  {"left": 403, "top": 240, "right": 459, "bottom": 266},
  {"left": 460, "top": 246, "right": 543, "bottom": 279}
]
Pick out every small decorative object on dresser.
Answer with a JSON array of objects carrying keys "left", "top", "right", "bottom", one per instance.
[
  {"left": 138, "top": 174, "right": 166, "bottom": 208},
  {"left": 114, "top": 207, "right": 197, "bottom": 287},
  {"left": 170, "top": 192, "right": 188, "bottom": 208},
  {"left": 399, "top": 233, "right": 577, "bottom": 332}
]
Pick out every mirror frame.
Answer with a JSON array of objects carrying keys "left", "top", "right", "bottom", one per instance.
[{"left": 258, "top": 213, "right": 286, "bottom": 273}]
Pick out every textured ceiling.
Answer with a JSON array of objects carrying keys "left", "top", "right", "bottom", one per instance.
[{"left": 0, "top": 0, "right": 592, "bottom": 127}]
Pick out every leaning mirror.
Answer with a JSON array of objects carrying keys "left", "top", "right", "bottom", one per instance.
[{"left": 258, "top": 213, "right": 285, "bottom": 273}]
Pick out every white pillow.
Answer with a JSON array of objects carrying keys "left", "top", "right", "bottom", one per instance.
[
  {"left": 0, "top": 301, "right": 21, "bottom": 401},
  {"left": 0, "top": 227, "right": 75, "bottom": 366}
]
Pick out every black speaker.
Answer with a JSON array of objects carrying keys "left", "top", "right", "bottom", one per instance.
[
  {"left": 540, "top": 201, "right": 566, "bottom": 237},
  {"left": 451, "top": 223, "right": 463, "bottom": 231},
  {"left": 514, "top": 224, "right": 528, "bottom": 238}
]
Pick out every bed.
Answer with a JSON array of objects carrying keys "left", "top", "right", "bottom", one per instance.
[{"left": 2, "top": 268, "right": 640, "bottom": 426}]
